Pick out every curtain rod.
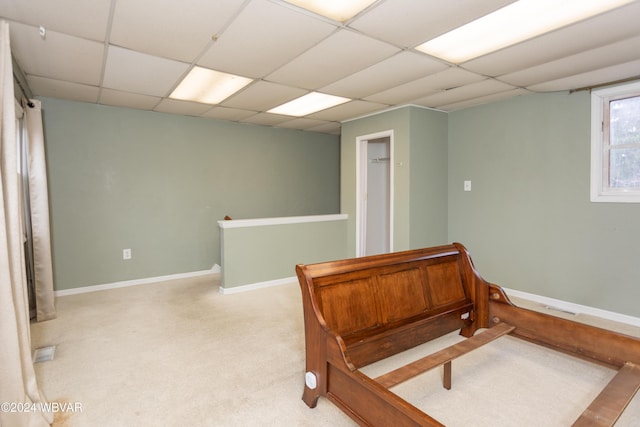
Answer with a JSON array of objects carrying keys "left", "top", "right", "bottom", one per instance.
[
  {"left": 12, "top": 71, "right": 34, "bottom": 108},
  {"left": 569, "top": 75, "right": 640, "bottom": 94},
  {"left": 11, "top": 53, "right": 35, "bottom": 108}
]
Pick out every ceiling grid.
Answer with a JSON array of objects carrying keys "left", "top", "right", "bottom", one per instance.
[{"left": 1, "top": 0, "right": 639, "bottom": 134}]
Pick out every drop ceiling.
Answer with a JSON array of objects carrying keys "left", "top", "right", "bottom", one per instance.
[{"left": 2, "top": 0, "right": 640, "bottom": 135}]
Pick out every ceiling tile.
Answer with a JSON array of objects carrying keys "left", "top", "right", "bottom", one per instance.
[
  {"left": 102, "top": 46, "right": 189, "bottom": 97},
  {"left": 198, "top": 0, "right": 337, "bottom": 78},
  {"left": 99, "top": 88, "right": 161, "bottom": 110},
  {"left": 365, "top": 67, "right": 484, "bottom": 105},
  {"left": 308, "top": 100, "right": 389, "bottom": 122},
  {"left": 349, "top": 0, "right": 515, "bottom": 48},
  {"left": 110, "top": 0, "right": 246, "bottom": 63},
  {"left": 9, "top": 22, "right": 104, "bottom": 85},
  {"left": 277, "top": 117, "right": 333, "bottom": 131},
  {"left": 266, "top": 28, "right": 400, "bottom": 90},
  {"left": 307, "top": 121, "right": 341, "bottom": 135},
  {"left": 527, "top": 59, "right": 640, "bottom": 92},
  {"left": 321, "top": 51, "right": 448, "bottom": 99},
  {"left": 463, "top": 1, "right": 640, "bottom": 77},
  {"left": 412, "top": 79, "right": 517, "bottom": 109},
  {"left": 1, "top": 0, "right": 111, "bottom": 41},
  {"left": 240, "top": 112, "right": 292, "bottom": 127},
  {"left": 221, "top": 81, "right": 307, "bottom": 111},
  {"left": 153, "top": 98, "right": 212, "bottom": 116},
  {"left": 201, "top": 107, "right": 257, "bottom": 122},
  {"left": 7, "top": 0, "right": 640, "bottom": 134},
  {"left": 28, "top": 76, "right": 99, "bottom": 103},
  {"left": 499, "top": 35, "right": 640, "bottom": 87},
  {"left": 440, "top": 88, "right": 531, "bottom": 111}
]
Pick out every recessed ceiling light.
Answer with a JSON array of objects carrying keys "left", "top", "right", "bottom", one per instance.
[
  {"left": 170, "top": 67, "right": 253, "bottom": 105},
  {"left": 416, "top": 0, "right": 634, "bottom": 64},
  {"left": 283, "top": 0, "right": 378, "bottom": 22},
  {"left": 268, "top": 92, "right": 350, "bottom": 116}
]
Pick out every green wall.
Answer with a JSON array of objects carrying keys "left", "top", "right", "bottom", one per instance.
[
  {"left": 42, "top": 90, "right": 640, "bottom": 317},
  {"left": 342, "top": 94, "right": 640, "bottom": 317},
  {"left": 341, "top": 107, "right": 410, "bottom": 256},
  {"left": 219, "top": 215, "right": 348, "bottom": 290},
  {"left": 341, "top": 106, "right": 448, "bottom": 257},
  {"left": 448, "top": 92, "right": 640, "bottom": 317},
  {"left": 41, "top": 97, "right": 340, "bottom": 291},
  {"left": 409, "top": 107, "right": 448, "bottom": 248}
]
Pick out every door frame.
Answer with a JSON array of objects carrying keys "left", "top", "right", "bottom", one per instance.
[{"left": 356, "top": 130, "right": 394, "bottom": 257}]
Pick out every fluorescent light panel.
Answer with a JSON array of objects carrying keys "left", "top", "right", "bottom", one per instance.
[
  {"left": 416, "top": 0, "right": 634, "bottom": 64},
  {"left": 170, "top": 66, "right": 252, "bottom": 104},
  {"left": 268, "top": 92, "right": 350, "bottom": 116},
  {"left": 283, "top": 0, "right": 377, "bottom": 22}
]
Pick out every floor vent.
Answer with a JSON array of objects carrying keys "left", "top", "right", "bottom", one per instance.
[
  {"left": 33, "top": 346, "right": 56, "bottom": 363},
  {"left": 544, "top": 305, "right": 577, "bottom": 316}
]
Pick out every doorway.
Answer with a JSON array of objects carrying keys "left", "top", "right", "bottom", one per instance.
[{"left": 356, "top": 131, "right": 394, "bottom": 257}]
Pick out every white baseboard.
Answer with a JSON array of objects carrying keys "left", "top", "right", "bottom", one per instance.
[
  {"left": 223, "top": 280, "right": 640, "bottom": 328},
  {"left": 504, "top": 287, "right": 640, "bottom": 328},
  {"left": 55, "top": 265, "right": 221, "bottom": 297},
  {"left": 54, "top": 271, "right": 640, "bottom": 329},
  {"left": 219, "top": 276, "right": 297, "bottom": 295}
]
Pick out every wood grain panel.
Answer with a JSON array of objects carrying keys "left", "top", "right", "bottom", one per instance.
[
  {"left": 317, "top": 278, "right": 379, "bottom": 336},
  {"left": 425, "top": 261, "right": 466, "bottom": 307},
  {"left": 376, "top": 268, "right": 428, "bottom": 323}
]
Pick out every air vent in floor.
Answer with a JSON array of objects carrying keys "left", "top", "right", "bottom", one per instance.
[
  {"left": 544, "top": 305, "right": 577, "bottom": 316},
  {"left": 33, "top": 346, "right": 56, "bottom": 363}
]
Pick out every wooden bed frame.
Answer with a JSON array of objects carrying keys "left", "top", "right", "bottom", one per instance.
[{"left": 295, "top": 243, "right": 640, "bottom": 426}]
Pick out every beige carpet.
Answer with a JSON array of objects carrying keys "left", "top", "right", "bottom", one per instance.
[{"left": 31, "top": 275, "right": 640, "bottom": 426}]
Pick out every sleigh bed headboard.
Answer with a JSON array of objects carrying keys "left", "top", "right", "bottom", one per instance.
[
  {"left": 296, "top": 243, "right": 640, "bottom": 426},
  {"left": 297, "top": 243, "right": 488, "bottom": 369}
]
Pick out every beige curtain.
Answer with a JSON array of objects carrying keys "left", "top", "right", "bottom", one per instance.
[
  {"left": 23, "top": 99, "right": 56, "bottom": 322},
  {"left": 0, "top": 20, "right": 53, "bottom": 427}
]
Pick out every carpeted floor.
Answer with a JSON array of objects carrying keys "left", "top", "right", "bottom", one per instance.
[{"left": 31, "top": 275, "right": 640, "bottom": 426}]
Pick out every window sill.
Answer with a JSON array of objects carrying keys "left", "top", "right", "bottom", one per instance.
[{"left": 591, "top": 191, "right": 640, "bottom": 203}]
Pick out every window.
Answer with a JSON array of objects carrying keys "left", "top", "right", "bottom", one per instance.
[{"left": 591, "top": 81, "right": 640, "bottom": 202}]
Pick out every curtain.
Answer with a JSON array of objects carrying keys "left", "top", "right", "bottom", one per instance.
[
  {"left": 23, "top": 99, "right": 56, "bottom": 322},
  {"left": 0, "top": 20, "right": 53, "bottom": 427}
]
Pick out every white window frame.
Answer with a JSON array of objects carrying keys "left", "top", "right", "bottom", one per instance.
[{"left": 591, "top": 81, "right": 640, "bottom": 203}]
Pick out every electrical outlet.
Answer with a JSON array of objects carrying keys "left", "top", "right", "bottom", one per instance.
[
  {"left": 123, "top": 248, "right": 131, "bottom": 260},
  {"left": 464, "top": 180, "right": 472, "bottom": 191}
]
